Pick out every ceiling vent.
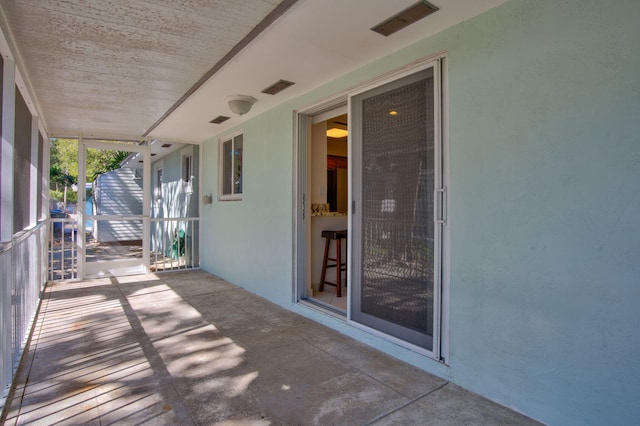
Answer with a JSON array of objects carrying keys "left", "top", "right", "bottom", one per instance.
[
  {"left": 371, "top": 1, "right": 439, "bottom": 37},
  {"left": 161, "top": 143, "right": 172, "bottom": 148},
  {"left": 210, "top": 115, "right": 231, "bottom": 124},
  {"left": 261, "top": 79, "right": 295, "bottom": 95}
]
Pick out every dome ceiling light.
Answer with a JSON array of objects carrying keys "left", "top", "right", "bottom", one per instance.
[{"left": 225, "top": 95, "right": 257, "bottom": 115}]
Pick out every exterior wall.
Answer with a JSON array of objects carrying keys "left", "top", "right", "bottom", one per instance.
[
  {"left": 93, "top": 168, "right": 143, "bottom": 242},
  {"left": 199, "top": 0, "right": 640, "bottom": 424}
]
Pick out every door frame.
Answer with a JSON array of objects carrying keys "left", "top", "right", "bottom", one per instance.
[
  {"left": 293, "top": 96, "right": 348, "bottom": 305},
  {"left": 77, "top": 137, "right": 151, "bottom": 279},
  {"left": 293, "top": 54, "right": 450, "bottom": 361}
]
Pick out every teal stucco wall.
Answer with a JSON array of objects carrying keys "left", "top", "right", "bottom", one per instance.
[{"left": 199, "top": 1, "right": 640, "bottom": 424}]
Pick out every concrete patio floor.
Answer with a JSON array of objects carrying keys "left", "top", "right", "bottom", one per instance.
[{"left": 2, "top": 270, "right": 541, "bottom": 425}]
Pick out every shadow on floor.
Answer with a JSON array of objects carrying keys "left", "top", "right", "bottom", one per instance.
[{"left": 2, "top": 270, "right": 540, "bottom": 425}]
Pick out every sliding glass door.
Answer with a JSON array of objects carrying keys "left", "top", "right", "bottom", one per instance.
[{"left": 350, "top": 60, "right": 444, "bottom": 355}]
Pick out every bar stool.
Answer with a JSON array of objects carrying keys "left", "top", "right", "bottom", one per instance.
[{"left": 319, "top": 229, "right": 347, "bottom": 297}]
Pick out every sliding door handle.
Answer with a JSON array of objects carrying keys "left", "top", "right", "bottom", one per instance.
[{"left": 434, "top": 187, "right": 447, "bottom": 225}]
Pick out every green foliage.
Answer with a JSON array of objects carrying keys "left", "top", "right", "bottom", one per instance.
[
  {"left": 49, "top": 138, "right": 130, "bottom": 202},
  {"left": 49, "top": 138, "right": 78, "bottom": 177},
  {"left": 49, "top": 138, "right": 130, "bottom": 183},
  {"left": 85, "top": 149, "right": 130, "bottom": 182},
  {"left": 50, "top": 164, "right": 76, "bottom": 187},
  {"left": 50, "top": 188, "right": 77, "bottom": 204}
]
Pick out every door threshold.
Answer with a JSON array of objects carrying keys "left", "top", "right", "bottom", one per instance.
[{"left": 299, "top": 297, "right": 346, "bottom": 319}]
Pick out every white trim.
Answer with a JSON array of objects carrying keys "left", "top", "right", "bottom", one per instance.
[
  {"left": 42, "top": 132, "right": 50, "bottom": 221},
  {"left": 141, "top": 143, "right": 151, "bottom": 273},
  {"left": 293, "top": 94, "right": 348, "bottom": 304},
  {"left": 0, "top": 21, "right": 14, "bottom": 61},
  {"left": 82, "top": 139, "right": 149, "bottom": 152},
  {"left": 77, "top": 138, "right": 152, "bottom": 278},
  {"left": 86, "top": 214, "right": 147, "bottom": 221},
  {"left": 77, "top": 136, "right": 86, "bottom": 278},
  {"left": 432, "top": 57, "right": 443, "bottom": 361},
  {"left": 311, "top": 105, "right": 348, "bottom": 124},
  {"left": 440, "top": 56, "right": 451, "bottom": 363},
  {"left": 84, "top": 258, "right": 145, "bottom": 278}
]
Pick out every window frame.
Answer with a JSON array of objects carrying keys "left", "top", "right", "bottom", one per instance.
[
  {"left": 218, "top": 131, "right": 243, "bottom": 201},
  {"left": 181, "top": 146, "right": 194, "bottom": 193},
  {"left": 153, "top": 161, "right": 164, "bottom": 206}
]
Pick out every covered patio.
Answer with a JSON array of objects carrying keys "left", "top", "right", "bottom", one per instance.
[{"left": 2, "top": 270, "right": 538, "bottom": 425}]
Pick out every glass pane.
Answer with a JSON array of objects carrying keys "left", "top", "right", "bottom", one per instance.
[
  {"left": 223, "top": 140, "right": 232, "bottom": 194},
  {"left": 360, "top": 72, "right": 435, "bottom": 347},
  {"left": 233, "top": 135, "right": 243, "bottom": 194},
  {"left": 156, "top": 168, "right": 163, "bottom": 201},
  {"left": 183, "top": 155, "right": 191, "bottom": 183}
]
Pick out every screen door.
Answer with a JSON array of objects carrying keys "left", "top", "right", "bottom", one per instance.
[{"left": 350, "top": 62, "right": 444, "bottom": 354}]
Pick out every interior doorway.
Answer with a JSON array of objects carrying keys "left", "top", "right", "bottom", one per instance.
[{"left": 300, "top": 105, "right": 349, "bottom": 311}]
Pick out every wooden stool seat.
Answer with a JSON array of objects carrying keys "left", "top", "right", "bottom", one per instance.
[{"left": 319, "top": 229, "right": 347, "bottom": 297}]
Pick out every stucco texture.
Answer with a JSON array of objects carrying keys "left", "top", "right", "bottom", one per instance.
[{"left": 200, "top": 1, "right": 640, "bottom": 424}]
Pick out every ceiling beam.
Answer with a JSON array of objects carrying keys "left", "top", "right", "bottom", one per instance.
[{"left": 142, "top": 0, "right": 299, "bottom": 138}]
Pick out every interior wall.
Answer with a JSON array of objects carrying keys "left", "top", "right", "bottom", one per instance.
[
  {"left": 198, "top": 1, "right": 640, "bottom": 424},
  {"left": 327, "top": 138, "right": 346, "bottom": 156},
  {"left": 310, "top": 122, "right": 327, "bottom": 205}
]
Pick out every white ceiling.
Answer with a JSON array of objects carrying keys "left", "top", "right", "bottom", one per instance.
[{"left": 0, "top": 0, "right": 508, "bottom": 143}]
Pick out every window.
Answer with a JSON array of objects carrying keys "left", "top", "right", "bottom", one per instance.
[
  {"left": 181, "top": 147, "right": 193, "bottom": 193},
  {"left": 154, "top": 163, "right": 163, "bottom": 205},
  {"left": 219, "top": 133, "right": 243, "bottom": 200}
]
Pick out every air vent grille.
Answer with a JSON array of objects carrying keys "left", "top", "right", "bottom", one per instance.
[
  {"left": 261, "top": 79, "right": 295, "bottom": 95},
  {"left": 371, "top": 1, "right": 439, "bottom": 37},
  {"left": 210, "top": 115, "right": 231, "bottom": 124},
  {"left": 161, "top": 143, "right": 172, "bottom": 148}
]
